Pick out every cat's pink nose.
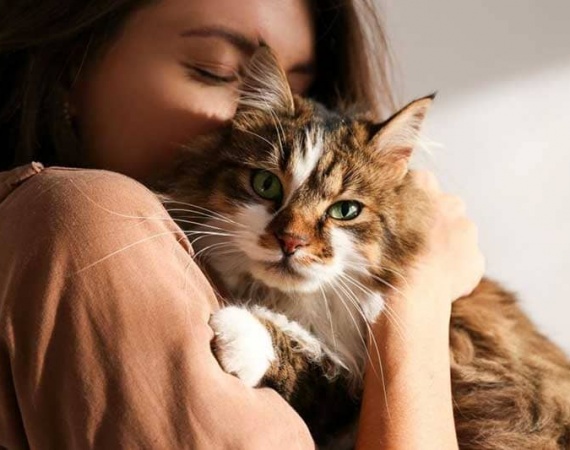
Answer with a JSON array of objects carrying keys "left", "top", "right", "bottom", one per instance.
[{"left": 275, "top": 232, "right": 309, "bottom": 256}]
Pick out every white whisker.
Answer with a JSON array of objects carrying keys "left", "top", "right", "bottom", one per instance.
[
  {"left": 336, "top": 275, "right": 390, "bottom": 419},
  {"left": 162, "top": 201, "right": 247, "bottom": 228},
  {"left": 192, "top": 241, "right": 237, "bottom": 261},
  {"left": 341, "top": 273, "right": 408, "bottom": 342},
  {"left": 330, "top": 280, "right": 368, "bottom": 354},
  {"left": 238, "top": 126, "right": 275, "bottom": 148},
  {"left": 380, "top": 266, "right": 411, "bottom": 291},
  {"left": 166, "top": 210, "right": 235, "bottom": 225},
  {"left": 319, "top": 284, "right": 337, "bottom": 351},
  {"left": 184, "top": 229, "right": 236, "bottom": 238},
  {"left": 171, "top": 218, "right": 230, "bottom": 232},
  {"left": 75, "top": 230, "right": 182, "bottom": 274}
]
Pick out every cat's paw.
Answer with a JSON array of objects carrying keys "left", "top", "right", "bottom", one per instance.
[{"left": 209, "top": 306, "right": 276, "bottom": 387}]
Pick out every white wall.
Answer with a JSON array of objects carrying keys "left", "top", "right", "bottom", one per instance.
[{"left": 381, "top": 0, "right": 570, "bottom": 353}]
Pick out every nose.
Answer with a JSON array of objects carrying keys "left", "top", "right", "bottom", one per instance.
[{"left": 275, "top": 232, "right": 309, "bottom": 256}]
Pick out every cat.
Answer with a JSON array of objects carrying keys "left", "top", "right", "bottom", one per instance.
[{"left": 152, "top": 47, "right": 570, "bottom": 449}]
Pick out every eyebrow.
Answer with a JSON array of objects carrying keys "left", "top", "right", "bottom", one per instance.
[
  {"left": 180, "top": 25, "right": 315, "bottom": 75},
  {"left": 180, "top": 26, "right": 258, "bottom": 54}
]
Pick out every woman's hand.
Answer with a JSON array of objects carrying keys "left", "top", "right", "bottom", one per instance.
[
  {"left": 356, "top": 170, "right": 484, "bottom": 450},
  {"left": 407, "top": 170, "right": 485, "bottom": 307}
]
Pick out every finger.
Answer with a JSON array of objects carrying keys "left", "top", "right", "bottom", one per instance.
[
  {"left": 411, "top": 170, "right": 440, "bottom": 193},
  {"left": 462, "top": 219, "right": 479, "bottom": 242},
  {"left": 476, "top": 252, "right": 486, "bottom": 277},
  {"left": 441, "top": 194, "right": 467, "bottom": 216}
]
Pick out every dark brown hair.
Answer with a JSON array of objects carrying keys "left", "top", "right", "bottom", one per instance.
[{"left": 0, "top": 0, "right": 394, "bottom": 171}]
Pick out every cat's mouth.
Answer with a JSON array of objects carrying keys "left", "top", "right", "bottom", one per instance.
[
  {"left": 266, "top": 258, "right": 305, "bottom": 279},
  {"left": 247, "top": 256, "right": 325, "bottom": 294}
]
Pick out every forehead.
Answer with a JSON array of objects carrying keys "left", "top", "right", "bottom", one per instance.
[
  {"left": 148, "top": 0, "right": 315, "bottom": 69},
  {"left": 236, "top": 111, "right": 377, "bottom": 195}
]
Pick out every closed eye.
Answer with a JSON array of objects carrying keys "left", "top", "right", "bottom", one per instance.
[{"left": 184, "top": 63, "right": 238, "bottom": 85}]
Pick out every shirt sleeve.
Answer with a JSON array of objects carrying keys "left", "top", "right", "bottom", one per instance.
[{"left": 0, "top": 167, "right": 314, "bottom": 450}]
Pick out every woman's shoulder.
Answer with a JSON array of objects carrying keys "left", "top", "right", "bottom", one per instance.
[
  {"left": 0, "top": 163, "right": 175, "bottom": 251},
  {"left": 0, "top": 163, "right": 193, "bottom": 276},
  {"left": 0, "top": 163, "right": 163, "bottom": 215}
]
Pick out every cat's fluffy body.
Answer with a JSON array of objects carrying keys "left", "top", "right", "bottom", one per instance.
[
  {"left": 192, "top": 132, "right": 388, "bottom": 384},
  {"left": 154, "top": 48, "right": 570, "bottom": 448}
]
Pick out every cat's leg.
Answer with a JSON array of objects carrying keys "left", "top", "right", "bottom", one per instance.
[
  {"left": 208, "top": 305, "right": 277, "bottom": 387},
  {"left": 209, "top": 305, "right": 360, "bottom": 446},
  {"left": 208, "top": 305, "right": 329, "bottom": 389}
]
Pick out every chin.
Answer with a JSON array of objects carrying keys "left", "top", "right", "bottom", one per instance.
[{"left": 249, "top": 261, "right": 322, "bottom": 294}]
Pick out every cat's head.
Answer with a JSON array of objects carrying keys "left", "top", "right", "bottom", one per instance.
[{"left": 165, "top": 47, "right": 433, "bottom": 296}]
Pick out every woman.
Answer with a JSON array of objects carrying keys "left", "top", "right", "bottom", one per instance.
[{"left": 0, "top": 0, "right": 484, "bottom": 448}]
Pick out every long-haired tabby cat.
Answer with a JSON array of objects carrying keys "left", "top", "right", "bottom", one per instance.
[{"left": 152, "top": 47, "right": 570, "bottom": 449}]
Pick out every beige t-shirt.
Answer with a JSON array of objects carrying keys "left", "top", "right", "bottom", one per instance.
[{"left": 0, "top": 163, "right": 312, "bottom": 450}]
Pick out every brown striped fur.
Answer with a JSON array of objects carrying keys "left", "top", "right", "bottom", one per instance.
[
  {"left": 153, "top": 47, "right": 570, "bottom": 448},
  {"left": 451, "top": 280, "right": 570, "bottom": 449}
]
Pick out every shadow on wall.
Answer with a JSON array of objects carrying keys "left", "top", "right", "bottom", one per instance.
[{"left": 382, "top": 0, "right": 570, "bottom": 100}]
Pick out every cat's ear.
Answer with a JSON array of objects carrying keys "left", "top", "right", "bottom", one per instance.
[
  {"left": 369, "top": 94, "right": 435, "bottom": 183},
  {"left": 233, "top": 45, "right": 295, "bottom": 130}
]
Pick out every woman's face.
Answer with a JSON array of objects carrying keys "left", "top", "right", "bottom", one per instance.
[{"left": 71, "top": 0, "right": 315, "bottom": 181}]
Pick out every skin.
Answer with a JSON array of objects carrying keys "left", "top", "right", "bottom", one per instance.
[
  {"left": 72, "top": 0, "right": 315, "bottom": 180},
  {"left": 357, "top": 171, "right": 484, "bottom": 450},
  {"left": 70, "top": 0, "right": 484, "bottom": 448}
]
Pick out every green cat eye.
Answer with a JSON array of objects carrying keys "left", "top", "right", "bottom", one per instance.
[
  {"left": 328, "top": 201, "right": 362, "bottom": 220},
  {"left": 251, "top": 170, "right": 283, "bottom": 202}
]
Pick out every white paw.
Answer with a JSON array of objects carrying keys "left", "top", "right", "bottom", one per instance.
[{"left": 209, "top": 306, "right": 276, "bottom": 387}]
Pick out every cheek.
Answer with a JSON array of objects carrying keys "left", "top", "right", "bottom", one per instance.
[
  {"left": 329, "top": 228, "right": 352, "bottom": 260},
  {"left": 355, "top": 240, "right": 382, "bottom": 267},
  {"left": 73, "top": 52, "right": 237, "bottom": 181},
  {"left": 233, "top": 204, "right": 279, "bottom": 260},
  {"left": 328, "top": 227, "right": 371, "bottom": 270}
]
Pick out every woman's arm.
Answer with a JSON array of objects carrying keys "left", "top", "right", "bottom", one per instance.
[
  {"left": 0, "top": 167, "right": 314, "bottom": 450},
  {"left": 356, "top": 171, "right": 485, "bottom": 450}
]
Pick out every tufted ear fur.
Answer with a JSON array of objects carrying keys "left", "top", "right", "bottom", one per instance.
[
  {"left": 369, "top": 94, "right": 435, "bottom": 183},
  {"left": 233, "top": 45, "right": 295, "bottom": 131}
]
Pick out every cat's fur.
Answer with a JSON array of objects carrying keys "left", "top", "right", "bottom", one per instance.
[{"left": 152, "top": 47, "right": 570, "bottom": 449}]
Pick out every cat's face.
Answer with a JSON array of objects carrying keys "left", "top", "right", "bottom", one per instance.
[
  {"left": 165, "top": 47, "right": 432, "bottom": 295},
  {"left": 214, "top": 117, "right": 391, "bottom": 293}
]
